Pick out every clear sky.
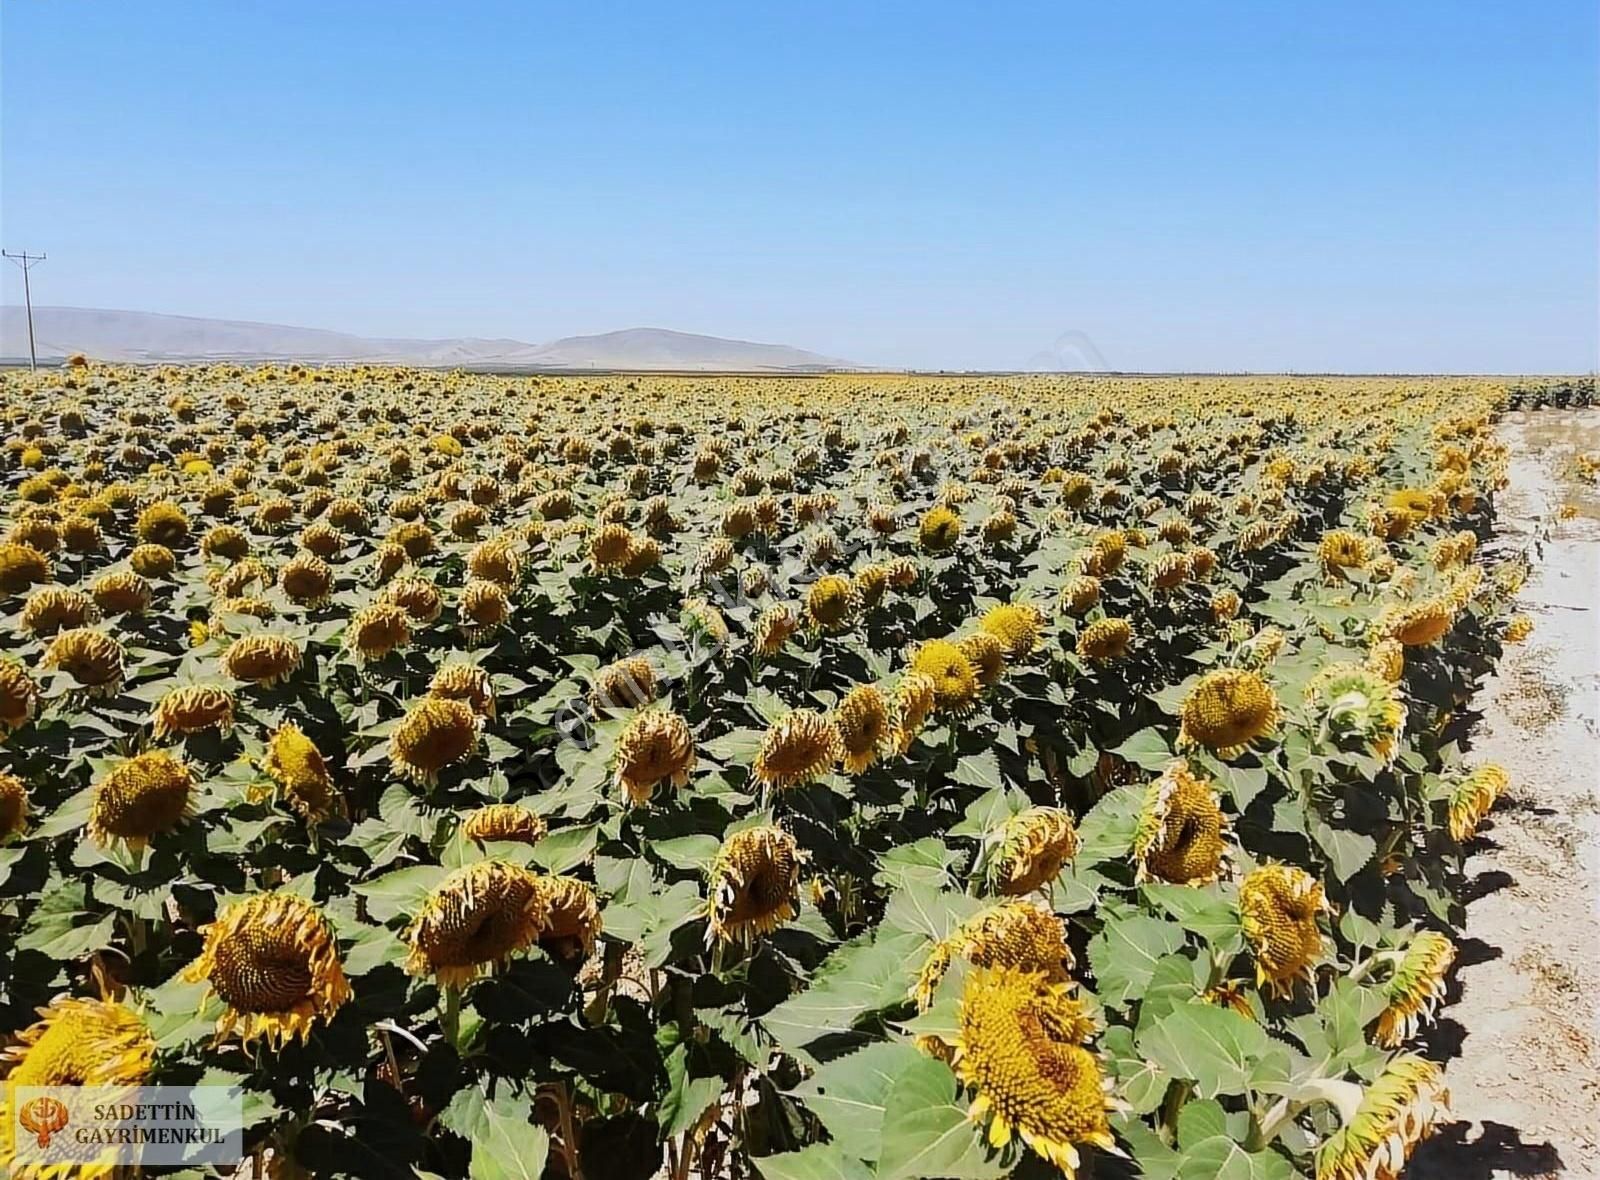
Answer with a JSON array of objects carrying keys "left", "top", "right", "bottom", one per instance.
[{"left": 3, "top": 1, "right": 1596, "bottom": 372}]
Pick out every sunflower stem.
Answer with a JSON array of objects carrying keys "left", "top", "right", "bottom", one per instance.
[{"left": 440, "top": 984, "right": 462, "bottom": 1049}]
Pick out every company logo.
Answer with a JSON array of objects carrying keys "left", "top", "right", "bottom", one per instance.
[{"left": 18, "top": 1096, "right": 69, "bottom": 1148}]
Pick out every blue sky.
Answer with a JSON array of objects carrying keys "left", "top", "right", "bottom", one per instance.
[{"left": 3, "top": 2, "right": 1595, "bottom": 371}]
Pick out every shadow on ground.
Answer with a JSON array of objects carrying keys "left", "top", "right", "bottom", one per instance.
[{"left": 1408, "top": 1121, "right": 1564, "bottom": 1178}]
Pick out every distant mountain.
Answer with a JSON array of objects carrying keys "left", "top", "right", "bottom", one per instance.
[{"left": 0, "top": 307, "right": 857, "bottom": 371}]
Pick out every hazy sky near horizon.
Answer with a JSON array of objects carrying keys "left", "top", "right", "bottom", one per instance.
[{"left": 3, "top": 2, "right": 1596, "bottom": 372}]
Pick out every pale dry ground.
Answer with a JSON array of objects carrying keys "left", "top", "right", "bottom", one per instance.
[{"left": 1410, "top": 409, "right": 1600, "bottom": 1180}]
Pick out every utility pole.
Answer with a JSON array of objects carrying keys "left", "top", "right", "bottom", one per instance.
[{"left": 3, "top": 250, "right": 46, "bottom": 371}]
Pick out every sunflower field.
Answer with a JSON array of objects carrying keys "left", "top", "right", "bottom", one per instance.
[{"left": 0, "top": 363, "right": 1536, "bottom": 1179}]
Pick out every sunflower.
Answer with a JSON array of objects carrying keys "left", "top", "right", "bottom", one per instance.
[
  {"left": 39, "top": 627, "right": 125, "bottom": 698},
  {"left": 589, "top": 656, "right": 657, "bottom": 714},
  {"left": 280, "top": 553, "right": 334, "bottom": 607},
  {"left": 1060, "top": 576, "right": 1101, "bottom": 615},
  {"left": 1210, "top": 589, "right": 1242, "bottom": 623},
  {"left": 261, "top": 722, "right": 344, "bottom": 823},
  {"left": 201, "top": 524, "right": 251, "bottom": 561},
  {"left": 832, "top": 684, "right": 892, "bottom": 775},
  {"left": 0, "top": 658, "right": 40, "bottom": 735},
  {"left": 90, "top": 570, "right": 153, "bottom": 616},
  {"left": 589, "top": 523, "right": 633, "bottom": 573},
  {"left": 0, "top": 770, "right": 29, "bottom": 840},
  {"left": 753, "top": 604, "right": 800, "bottom": 657},
  {"left": 1239, "top": 864, "right": 1327, "bottom": 997},
  {"left": 1366, "top": 638, "right": 1405, "bottom": 683},
  {"left": 21, "top": 587, "right": 97, "bottom": 637},
  {"left": 468, "top": 538, "right": 523, "bottom": 587},
  {"left": 0, "top": 997, "right": 153, "bottom": 1180},
  {"left": 1076, "top": 618, "right": 1133, "bottom": 662},
  {"left": 460, "top": 579, "right": 511, "bottom": 635},
  {"left": 706, "top": 825, "right": 803, "bottom": 946},
  {"left": 681, "top": 597, "right": 731, "bottom": 646},
  {"left": 1318, "top": 529, "right": 1372, "bottom": 578},
  {"left": 0, "top": 541, "right": 51, "bottom": 596},
  {"left": 404, "top": 860, "right": 549, "bottom": 987},
  {"left": 752, "top": 710, "right": 842, "bottom": 790},
  {"left": 135, "top": 500, "right": 190, "bottom": 547},
  {"left": 1178, "top": 668, "right": 1280, "bottom": 759},
  {"left": 948, "top": 967, "right": 1116, "bottom": 1177},
  {"left": 389, "top": 697, "right": 479, "bottom": 785},
  {"left": 977, "top": 800, "right": 1083, "bottom": 899},
  {"left": 430, "top": 661, "right": 497, "bottom": 718},
  {"left": 1305, "top": 663, "right": 1407, "bottom": 763},
  {"left": 853, "top": 563, "right": 890, "bottom": 608},
  {"left": 184, "top": 893, "right": 351, "bottom": 1047},
  {"left": 804, "top": 575, "right": 857, "bottom": 632},
  {"left": 612, "top": 708, "right": 696, "bottom": 804},
  {"left": 151, "top": 683, "right": 237, "bottom": 739},
  {"left": 462, "top": 802, "right": 547, "bottom": 846},
  {"left": 1373, "top": 932, "right": 1455, "bottom": 1047},
  {"left": 913, "top": 901, "right": 1075, "bottom": 1010},
  {"left": 919, "top": 505, "right": 963, "bottom": 552},
  {"left": 535, "top": 875, "right": 603, "bottom": 961},
  {"left": 892, "top": 671, "right": 938, "bottom": 754},
  {"left": 1377, "top": 597, "right": 1455, "bottom": 647},
  {"left": 1131, "top": 761, "right": 1227, "bottom": 884},
  {"left": 1503, "top": 613, "right": 1534, "bottom": 643},
  {"left": 129, "top": 542, "right": 177, "bottom": 578},
  {"left": 1314, "top": 1055, "right": 1448, "bottom": 1180},
  {"left": 909, "top": 639, "right": 981, "bottom": 716},
  {"left": 1149, "top": 551, "right": 1189, "bottom": 592},
  {"left": 221, "top": 633, "right": 303, "bottom": 686},
  {"left": 345, "top": 601, "right": 412, "bottom": 663},
  {"left": 384, "top": 576, "right": 444, "bottom": 624},
  {"left": 87, "top": 750, "right": 195, "bottom": 850},
  {"left": 1446, "top": 763, "right": 1508, "bottom": 842}
]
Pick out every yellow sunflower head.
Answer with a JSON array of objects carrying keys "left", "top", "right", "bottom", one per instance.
[
  {"left": 404, "top": 860, "right": 549, "bottom": 987},
  {"left": 262, "top": 722, "right": 344, "bottom": 824},
  {"left": 1503, "top": 614, "right": 1534, "bottom": 644},
  {"left": 0, "top": 770, "right": 30, "bottom": 840},
  {"left": 389, "top": 697, "right": 479, "bottom": 786},
  {"left": 987, "top": 808, "right": 1080, "bottom": 895},
  {"left": 87, "top": 750, "right": 195, "bottom": 851},
  {"left": 184, "top": 892, "right": 351, "bottom": 1047},
  {"left": 612, "top": 708, "right": 696, "bottom": 804},
  {"left": 589, "top": 656, "right": 657, "bottom": 716},
  {"left": 1060, "top": 576, "right": 1101, "bottom": 616},
  {"left": 534, "top": 875, "right": 603, "bottom": 962},
  {"left": 135, "top": 500, "right": 190, "bottom": 547},
  {"left": 0, "top": 658, "right": 41, "bottom": 735},
  {"left": 833, "top": 684, "right": 892, "bottom": 775},
  {"left": 853, "top": 563, "right": 890, "bottom": 608},
  {"left": 462, "top": 802, "right": 547, "bottom": 846},
  {"left": 754, "top": 604, "right": 800, "bottom": 657},
  {"left": 909, "top": 639, "right": 981, "bottom": 716},
  {"left": 1314, "top": 1055, "right": 1447, "bottom": 1180},
  {"left": 279, "top": 553, "right": 334, "bottom": 607},
  {"left": 1365, "top": 638, "right": 1406, "bottom": 684},
  {"left": 589, "top": 523, "right": 634, "bottom": 572},
  {"left": 1446, "top": 763, "right": 1508, "bottom": 842},
  {"left": 1373, "top": 932, "right": 1455, "bottom": 1047},
  {"left": 949, "top": 966, "right": 1116, "bottom": 1176},
  {"left": 913, "top": 901, "right": 1075, "bottom": 1010},
  {"left": 1132, "top": 760, "right": 1227, "bottom": 885},
  {"left": 1318, "top": 529, "right": 1372, "bottom": 577},
  {"left": 1376, "top": 597, "right": 1455, "bottom": 647},
  {"left": 221, "top": 633, "right": 303, "bottom": 686},
  {"left": 892, "top": 671, "right": 938, "bottom": 754},
  {"left": 128, "top": 542, "right": 177, "bottom": 579},
  {"left": 0, "top": 541, "right": 51, "bottom": 597},
  {"left": 41, "top": 628, "right": 126, "bottom": 697},
  {"left": 21, "top": 586, "right": 97, "bottom": 637},
  {"left": 1178, "top": 668, "right": 1280, "bottom": 759},
  {"left": 1210, "top": 589, "right": 1242, "bottom": 624},
  {"left": 805, "top": 575, "right": 857, "bottom": 632},
  {"left": 919, "top": 506, "right": 963, "bottom": 553},
  {"left": 151, "top": 683, "right": 237, "bottom": 740},
  {"left": 1239, "top": 863, "right": 1327, "bottom": 997},
  {"left": 1076, "top": 618, "right": 1133, "bottom": 663},
  {"left": 429, "top": 661, "right": 497, "bottom": 718},
  {"left": 345, "top": 601, "right": 412, "bottom": 664},
  {"left": 1305, "top": 663, "right": 1407, "bottom": 763},
  {"left": 90, "top": 570, "right": 153, "bottom": 617},
  {"left": 752, "top": 710, "right": 842, "bottom": 790},
  {"left": 958, "top": 631, "right": 1008, "bottom": 688},
  {"left": 706, "top": 825, "right": 803, "bottom": 946}
]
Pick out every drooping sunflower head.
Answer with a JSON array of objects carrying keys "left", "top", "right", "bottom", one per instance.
[
  {"left": 1179, "top": 668, "right": 1280, "bottom": 759},
  {"left": 0, "top": 770, "right": 30, "bottom": 840},
  {"left": 805, "top": 574, "right": 857, "bottom": 632},
  {"left": 429, "top": 661, "right": 497, "bottom": 719},
  {"left": 589, "top": 522, "right": 634, "bottom": 572},
  {"left": 462, "top": 802, "right": 547, "bottom": 846},
  {"left": 1149, "top": 551, "right": 1189, "bottom": 592},
  {"left": 383, "top": 576, "right": 444, "bottom": 624},
  {"left": 1376, "top": 597, "right": 1456, "bottom": 647},
  {"left": 91, "top": 570, "right": 153, "bottom": 617},
  {"left": 221, "top": 633, "right": 303, "bottom": 686},
  {"left": 41, "top": 628, "right": 126, "bottom": 697},
  {"left": 987, "top": 808, "right": 1080, "bottom": 896},
  {"left": 681, "top": 597, "right": 731, "bottom": 646},
  {"left": 1374, "top": 932, "right": 1455, "bottom": 1048},
  {"left": 919, "top": 505, "right": 963, "bottom": 553},
  {"left": 1366, "top": 638, "right": 1406, "bottom": 684},
  {"left": 404, "top": 860, "right": 550, "bottom": 987},
  {"left": 1446, "top": 763, "right": 1508, "bottom": 842},
  {"left": 1210, "top": 589, "right": 1242, "bottom": 624},
  {"left": 460, "top": 579, "right": 511, "bottom": 635},
  {"left": 853, "top": 563, "right": 890, "bottom": 608},
  {"left": 262, "top": 722, "right": 344, "bottom": 824},
  {"left": 613, "top": 708, "right": 696, "bottom": 804},
  {"left": 892, "top": 671, "right": 938, "bottom": 754},
  {"left": 1060, "top": 575, "right": 1101, "bottom": 616},
  {"left": 0, "top": 541, "right": 51, "bottom": 596},
  {"left": 1318, "top": 529, "right": 1372, "bottom": 577},
  {"left": 21, "top": 586, "right": 98, "bottom": 637},
  {"left": 151, "top": 683, "right": 237, "bottom": 740},
  {"left": 958, "top": 631, "right": 1008, "bottom": 689},
  {"left": 949, "top": 966, "right": 1116, "bottom": 1176},
  {"left": 752, "top": 710, "right": 842, "bottom": 790},
  {"left": 589, "top": 656, "right": 657, "bottom": 716},
  {"left": 184, "top": 893, "right": 351, "bottom": 1047},
  {"left": 1314, "top": 1055, "right": 1448, "bottom": 1180},
  {"left": 88, "top": 750, "right": 194, "bottom": 851},
  {"left": 0, "top": 658, "right": 41, "bottom": 735},
  {"left": 1132, "top": 760, "right": 1227, "bottom": 884},
  {"left": 1076, "top": 617, "right": 1133, "bottom": 663},
  {"left": 136, "top": 500, "right": 190, "bottom": 547},
  {"left": 389, "top": 697, "right": 479, "bottom": 786},
  {"left": 833, "top": 684, "right": 892, "bottom": 775},
  {"left": 909, "top": 639, "right": 981, "bottom": 716},
  {"left": 753, "top": 604, "right": 800, "bottom": 657},
  {"left": 979, "top": 603, "right": 1044, "bottom": 660},
  {"left": 534, "top": 875, "right": 603, "bottom": 962},
  {"left": 1239, "top": 863, "right": 1327, "bottom": 997},
  {"left": 706, "top": 825, "right": 803, "bottom": 946},
  {"left": 1503, "top": 614, "right": 1534, "bottom": 644},
  {"left": 1306, "top": 663, "right": 1407, "bottom": 763},
  {"left": 279, "top": 553, "right": 334, "bottom": 608},
  {"left": 913, "top": 900, "right": 1075, "bottom": 1011}
]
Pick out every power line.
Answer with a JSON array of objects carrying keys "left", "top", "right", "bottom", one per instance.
[{"left": 3, "top": 250, "right": 47, "bottom": 371}]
